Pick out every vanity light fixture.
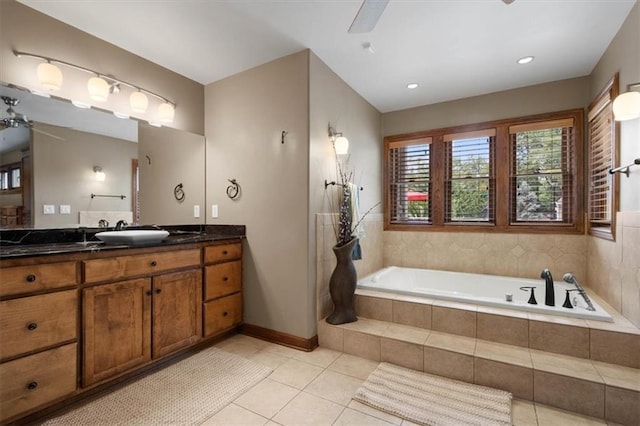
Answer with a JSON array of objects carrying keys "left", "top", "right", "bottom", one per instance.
[
  {"left": 36, "top": 61, "right": 63, "bottom": 91},
  {"left": 328, "top": 123, "right": 349, "bottom": 155},
  {"left": 93, "top": 166, "right": 106, "bottom": 182},
  {"left": 612, "top": 82, "right": 640, "bottom": 121},
  {"left": 14, "top": 50, "right": 176, "bottom": 123}
]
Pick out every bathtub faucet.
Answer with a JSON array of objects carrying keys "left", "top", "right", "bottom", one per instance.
[
  {"left": 540, "top": 269, "right": 555, "bottom": 306},
  {"left": 563, "top": 273, "right": 596, "bottom": 311}
]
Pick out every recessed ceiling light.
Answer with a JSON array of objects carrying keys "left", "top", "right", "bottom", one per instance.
[
  {"left": 407, "top": 83, "right": 419, "bottom": 89},
  {"left": 517, "top": 56, "right": 534, "bottom": 65}
]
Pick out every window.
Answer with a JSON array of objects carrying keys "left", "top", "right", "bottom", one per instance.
[
  {"left": 0, "top": 162, "right": 22, "bottom": 192},
  {"left": 385, "top": 109, "right": 584, "bottom": 233},
  {"left": 510, "top": 119, "right": 575, "bottom": 224},
  {"left": 587, "top": 74, "right": 619, "bottom": 240},
  {"left": 387, "top": 138, "right": 431, "bottom": 223}
]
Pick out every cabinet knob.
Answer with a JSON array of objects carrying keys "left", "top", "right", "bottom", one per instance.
[
  {"left": 150, "top": 260, "right": 157, "bottom": 267},
  {"left": 26, "top": 274, "right": 37, "bottom": 283},
  {"left": 27, "top": 381, "right": 38, "bottom": 391},
  {"left": 27, "top": 322, "right": 38, "bottom": 331},
  {"left": 155, "top": 288, "right": 162, "bottom": 294},
  {"left": 146, "top": 290, "right": 152, "bottom": 296},
  {"left": 222, "top": 250, "right": 228, "bottom": 255},
  {"left": 222, "top": 311, "right": 228, "bottom": 317},
  {"left": 222, "top": 276, "right": 228, "bottom": 282}
]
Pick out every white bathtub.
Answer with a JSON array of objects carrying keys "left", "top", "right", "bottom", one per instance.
[{"left": 358, "top": 266, "right": 613, "bottom": 322}]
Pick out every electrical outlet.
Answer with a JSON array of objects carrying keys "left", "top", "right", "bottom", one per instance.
[
  {"left": 43, "top": 204, "right": 55, "bottom": 215},
  {"left": 194, "top": 205, "right": 200, "bottom": 218},
  {"left": 211, "top": 204, "right": 219, "bottom": 218},
  {"left": 60, "top": 205, "right": 71, "bottom": 215}
]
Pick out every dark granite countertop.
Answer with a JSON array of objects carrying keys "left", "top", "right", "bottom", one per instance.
[{"left": 0, "top": 225, "right": 245, "bottom": 259}]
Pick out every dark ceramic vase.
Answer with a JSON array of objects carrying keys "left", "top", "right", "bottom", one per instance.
[{"left": 326, "top": 237, "right": 358, "bottom": 325}]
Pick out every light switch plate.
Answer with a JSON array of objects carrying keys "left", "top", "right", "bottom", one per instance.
[
  {"left": 60, "top": 205, "right": 71, "bottom": 215},
  {"left": 194, "top": 205, "right": 200, "bottom": 218},
  {"left": 43, "top": 204, "right": 55, "bottom": 215},
  {"left": 211, "top": 204, "right": 219, "bottom": 218}
]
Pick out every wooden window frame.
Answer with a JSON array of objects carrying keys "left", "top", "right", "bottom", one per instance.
[
  {"left": 587, "top": 74, "right": 619, "bottom": 241},
  {"left": 384, "top": 109, "right": 584, "bottom": 234}
]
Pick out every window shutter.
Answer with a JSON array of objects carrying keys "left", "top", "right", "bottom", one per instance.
[
  {"left": 388, "top": 138, "right": 431, "bottom": 223},
  {"left": 444, "top": 131, "right": 495, "bottom": 223}
]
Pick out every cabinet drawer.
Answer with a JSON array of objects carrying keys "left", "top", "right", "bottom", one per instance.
[
  {"left": 0, "top": 262, "right": 77, "bottom": 297},
  {"left": 0, "top": 290, "right": 77, "bottom": 360},
  {"left": 204, "top": 261, "right": 242, "bottom": 301},
  {"left": 204, "top": 293, "right": 242, "bottom": 337},
  {"left": 84, "top": 249, "right": 201, "bottom": 283},
  {"left": 204, "top": 243, "right": 242, "bottom": 264},
  {"left": 0, "top": 343, "right": 77, "bottom": 422}
]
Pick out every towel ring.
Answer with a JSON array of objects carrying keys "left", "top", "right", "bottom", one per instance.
[
  {"left": 226, "top": 179, "right": 240, "bottom": 200},
  {"left": 174, "top": 183, "right": 185, "bottom": 202}
]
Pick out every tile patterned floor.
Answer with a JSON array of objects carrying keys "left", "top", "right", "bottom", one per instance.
[{"left": 201, "top": 334, "right": 620, "bottom": 425}]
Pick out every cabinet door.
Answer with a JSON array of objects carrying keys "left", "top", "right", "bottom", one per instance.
[
  {"left": 82, "top": 278, "right": 151, "bottom": 387},
  {"left": 152, "top": 270, "right": 202, "bottom": 358}
]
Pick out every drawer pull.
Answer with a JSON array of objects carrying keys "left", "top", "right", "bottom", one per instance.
[
  {"left": 155, "top": 288, "right": 162, "bottom": 294},
  {"left": 27, "top": 322, "right": 38, "bottom": 331},
  {"left": 26, "top": 274, "right": 37, "bottom": 283},
  {"left": 222, "top": 311, "right": 228, "bottom": 317},
  {"left": 146, "top": 290, "right": 152, "bottom": 296},
  {"left": 222, "top": 276, "right": 229, "bottom": 282},
  {"left": 150, "top": 261, "right": 157, "bottom": 267},
  {"left": 222, "top": 250, "right": 228, "bottom": 255},
  {"left": 27, "top": 381, "right": 38, "bottom": 391}
]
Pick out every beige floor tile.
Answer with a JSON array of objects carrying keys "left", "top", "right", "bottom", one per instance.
[
  {"left": 474, "top": 358, "right": 533, "bottom": 400},
  {"left": 304, "top": 370, "right": 364, "bottom": 406},
  {"left": 261, "top": 343, "right": 303, "bottom": 358},
  {"left": 535, "top": 403, "right": 607, "bottom": 425},
  {"left": 234, "top": 378, "right": 299, "bottom": 419},
  {"left": 200, "top": 403, "right": 269, "bottom": 425},
  {"left": 592, "top": 361, "right": 640, "bottom": 391},
  {"left": 340, "top": 317, "right": 390, "bottom": 335},
  {"left": 424, "top": 331, "right": 476, "bottom": 355},
  {"left": 329, "top": 353, "right": 380, "bottom": 379},
  {"left": 475, "top": 340, "right": 532, "bottom": 368},
  {"left": 512, "top": 399, "right": 537, "bottom": 426},
  {"left": 333, "top": 407, "right": 396, "bottom": 425},
  {"left": 216, "top": 334, "right": 270, "bottom": 358},
  {"left": 269, "top": 358, "right": 324, "bottom": 390},
  {"left": 381, "top": 338, "right": 424, "bottom": 371},
  {"left": 382, "top": 323, "right": 430, "bottom": 345},
  {"left": 533, "top": 371, "right": 605, "bottom": 419},
  {"left": 272, "top": 391, "right": 344, "bottom": 425},
  {"left": 343, "top": 330, "right": 381, "bottom": 361},
  {"left": 423, "top": 346, "right": 474, "bottom": 383},
  {"left": 318, "top": 320, "right": 344, "bottom": 352},
  {"left": 346, "top": 401, "right": 403, "bottom": 425},
  {"left": 249, "top": 348, "right": 291, "bottom": 370},
  {"left": 530, "top": 349, "right": 603, "bottom": 382},
  {"left": 292, "top": 347, "right": 341, "bottom": 368}
]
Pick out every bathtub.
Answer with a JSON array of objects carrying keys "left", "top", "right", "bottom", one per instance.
[{"left": 358, "top": 266, "right": 613, "bottom": 322}]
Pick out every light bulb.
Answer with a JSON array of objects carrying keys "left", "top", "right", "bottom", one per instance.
[
  {"left": 158, "top": 102, "right": 175, "bottom": 123},
  {"left": 87, "top": 77, "right": 109, "bottom": 101},
  {"left": 130, "top": 91, "right": 149, "bottom": 113},
  {"left": 613, "top": 91, "right": 640, "bottom": 121},
  {"left": 37, "top": 62, "right": 63, "bottom": 91},
  {"left": 334, "top": 136, "right": 349, "bottom": 155}
]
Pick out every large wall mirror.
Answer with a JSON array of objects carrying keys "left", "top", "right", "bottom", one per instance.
[{"left": 0, "top": 84, "right": 205, "bottom": 229}]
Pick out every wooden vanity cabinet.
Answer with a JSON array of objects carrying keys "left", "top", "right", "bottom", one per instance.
[
  {"left": 203, "top": 243, "right": 243, "bottom": 337},
  {"left": 82, "top": 249, "right": 203, "bottom": 387},
  {"left": 0, "top": 260, "right": 79, "bottom": 423}
]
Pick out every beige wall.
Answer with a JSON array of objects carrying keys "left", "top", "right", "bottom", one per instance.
[
  {"left": 382, "top": 76, "right": 590, "bottom": 137},
  {"left": 32, "top": 123, "right": 137, "bottom": 228},
  {"left": 309, "top": 53, "right": 383, "bottom": 322},
  {"left": 138, "top": 124, "right": 205, "bottom": 225},
  {"left": 587, "top": 3, "right": 640, "bottom": 328},
  {"left": 205, "top": 51, "right": 312, "bottom": 338},
  {"left": 0, "top": 0, "right": 204, "bottom": 134}
]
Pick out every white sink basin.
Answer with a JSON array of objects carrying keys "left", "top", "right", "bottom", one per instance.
[{"left": 95, "top": 230, "right": 169, "bottom": 245}]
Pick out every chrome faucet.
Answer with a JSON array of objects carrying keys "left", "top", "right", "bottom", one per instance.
[
  {"left": 540, "top": 268, "right": 555, "bottom": 306},
  {"left": 115, "top": 220, "right": 128, "bottom": 231},
  {"left": 563, "top": 273, "right": 596, "bottom": 311},
  {"left": 98, "top": 219, "right": 109, "bottom": 228}
]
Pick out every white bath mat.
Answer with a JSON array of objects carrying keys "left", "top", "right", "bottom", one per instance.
[
  {"left": 353, "top": 362, "right": 512, "bottom": 426},
  {"left": 42, "top": 347, "right": 271, "bottom": 425}
]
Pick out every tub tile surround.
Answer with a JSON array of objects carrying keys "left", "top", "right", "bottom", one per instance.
[{"left": 318, "top": 315, "right": 640, "bottom": 424}]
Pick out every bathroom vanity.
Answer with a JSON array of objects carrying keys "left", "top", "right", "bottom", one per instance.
[{"left": 0, "top": 226, "right": 244, "bottom": 424}]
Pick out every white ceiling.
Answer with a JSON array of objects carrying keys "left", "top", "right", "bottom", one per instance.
[{"left": 16, "top": 0, "right": 638, "bottom": 113}]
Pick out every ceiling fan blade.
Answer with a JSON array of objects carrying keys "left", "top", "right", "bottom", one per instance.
[{"left": 348, "top": 0, "right": 390, "bottom": 34}]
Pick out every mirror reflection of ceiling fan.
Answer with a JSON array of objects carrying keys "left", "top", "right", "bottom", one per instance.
[
  {"left": 348, "top": 0, "right": 515, "bottom": 33},
  {"left": 1, "top": 96, "right": 64, "bottom": 140}
]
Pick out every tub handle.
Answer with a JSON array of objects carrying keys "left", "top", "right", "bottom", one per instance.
[{"left": 519, "top": 286, "right": 537, "bottom": 305}]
